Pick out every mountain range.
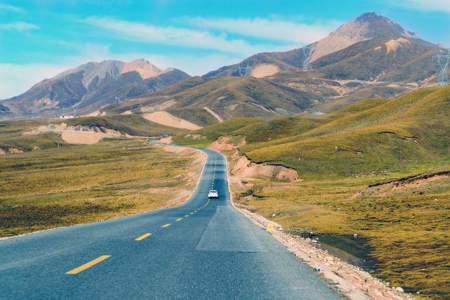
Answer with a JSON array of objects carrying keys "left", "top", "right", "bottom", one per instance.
[
  {"left": 0, "top": 59, "right": 189, "bottom": 118},
  {"left": 206, "top": 13, "right": 429, "bottom": 78},
  {"left": 1, "top": 12, "right": 447, "bottom": 121}
]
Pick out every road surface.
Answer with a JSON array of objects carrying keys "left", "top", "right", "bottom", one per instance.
[{"left": 0, "top": 149, "right": 342, "bottom": 299}]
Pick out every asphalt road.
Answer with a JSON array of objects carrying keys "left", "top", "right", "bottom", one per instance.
[{"left": 0, "top": 149, "right": 342, "bottom": 299}]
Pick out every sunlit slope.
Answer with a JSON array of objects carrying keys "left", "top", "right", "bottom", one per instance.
[
  {"left": 181, "top": 86, "right": 449, "bottom": 175},
  {"left": 110, "top": 76, "right": 317, "bottom": 126},
  {"left": 244, "top": 87, "right": 449, "bottom": 175}
]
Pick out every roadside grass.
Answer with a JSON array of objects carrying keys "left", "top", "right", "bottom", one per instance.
[
  {"left": 236, "top": 168, "right": 449, "bottom": 299},
  {"left": 0, "top": 119, "right": 66, "bottom": 152},
  {"left": 0, "top": 139, "right": 197, "bottom": 237}
]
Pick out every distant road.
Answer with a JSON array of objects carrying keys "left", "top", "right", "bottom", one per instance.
[{"left": 0, "top": 149, "right": 341, "bottom": 299}]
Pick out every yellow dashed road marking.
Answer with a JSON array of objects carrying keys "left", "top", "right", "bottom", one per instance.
[
  {"left": 161, "top": 223, "right": 171, "bottom": 228},
  {"left": 66, "top": 255, "right": 111, "bottom": 275},
  {"left": 135, "top": 232, "right": 152, "bottom": 241},
  {"left": 176, "top": 217, "right": 183, "bottom": 222}
]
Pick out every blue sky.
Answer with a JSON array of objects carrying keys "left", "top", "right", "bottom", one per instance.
[{"left": 1, "top": 0, "right": 450, "bottom": 98}]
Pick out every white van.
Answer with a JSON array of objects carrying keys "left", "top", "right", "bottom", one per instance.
[{"left": 208, "top": 190, "right": 219, "bottom": 199}]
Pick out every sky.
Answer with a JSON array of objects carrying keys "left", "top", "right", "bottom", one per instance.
[{"left": 1, "top": 0, "right": 450, "bottom": 98}]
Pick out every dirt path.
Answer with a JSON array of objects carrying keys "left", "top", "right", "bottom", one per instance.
[{"left": 203, "top": 106, "right": 223, "bottom": 122}]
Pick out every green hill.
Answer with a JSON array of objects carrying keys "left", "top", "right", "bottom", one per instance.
[
  {"left": 179, "top": 86, "right": 449, "bottom": 176},
  {"left": 176, "top": 86, "right": 450, "bottom": 298}
]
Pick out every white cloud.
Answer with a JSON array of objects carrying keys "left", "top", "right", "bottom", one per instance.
[
  {"left": 0, "top": 3, "right": 25, "bottom": 13},
  {"left": 185, "top": 17, "right": 337, "bottom": 45},
  {"left": 394, "top": 0, "right": 450, "bottom": 13},
  {"left": 0, "top": 22, "right": 39, "bottom": 31},
  {"left": 83, "top": 16, "right": 265, "bottom": 55},
  {"left": 0, "top": 64, "right": 68, "bottom": 99}
]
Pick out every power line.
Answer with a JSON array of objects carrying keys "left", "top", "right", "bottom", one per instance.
[
  {"left": 237, "top": 61, "right": 251, "bottom": 77},
  {"left": 302, "top": 45, "right": 313, "bottom": 71},
  {"left": 434, "top": 49, "right": 450, "bottom": 86}
]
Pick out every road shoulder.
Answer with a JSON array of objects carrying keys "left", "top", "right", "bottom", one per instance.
[{"left": 216, "top": 149, "right": 412, "bottom": 300}]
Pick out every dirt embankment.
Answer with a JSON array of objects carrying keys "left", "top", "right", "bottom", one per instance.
[
  {"left": 0, "top": 147, "right": 23, "bottom": 155},
  {"left": 26, "top": 123, "right": 126, "bottom": 144},
  {"left": 368, "top": 170, "right": 450, "bottom": 188},
  {"left": 209, "top": 136, "right": 299, "bottom": 182},
  {"left": 232, "top": 154, "right": 299, "bottom": 182},
  {"left": 60, "top": 126, "right": 123, "bottom": 144},
  {"left": 352, "top": 170, "right": 450, "bottom": 199}
]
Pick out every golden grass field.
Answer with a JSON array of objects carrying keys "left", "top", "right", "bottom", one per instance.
[
  {"left": 0, "top": 139, "right": 200, "bottom": 237},
  {"left": 235, "top": 170, "right": 449, "bottom": 298}
]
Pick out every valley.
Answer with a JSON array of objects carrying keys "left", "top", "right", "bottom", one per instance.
[{"left": 1, "top": 8, "right": 449, "bottom": 300}]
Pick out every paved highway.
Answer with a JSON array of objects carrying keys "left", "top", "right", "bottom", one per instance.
[{"left": 0, "top": 149, "right": 341, "bottom": 299}]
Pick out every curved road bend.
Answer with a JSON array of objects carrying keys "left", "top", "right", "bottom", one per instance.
[{"left": 0, "top": 149, "right": 342, "bottom": 299}]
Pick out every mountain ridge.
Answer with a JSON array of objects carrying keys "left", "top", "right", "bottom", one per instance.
[
  {"left": 0, "top": 59, "right": 190, "bottom": 118},
  {"left": 1, "top": 12, "right": 447, "bottom": 121},
  {"left": 205, "top": 12, "right": 439, "bottom": 79}
]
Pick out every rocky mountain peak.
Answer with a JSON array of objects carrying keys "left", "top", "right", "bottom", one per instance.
[
  {"left": 353, "top": 12, "right": 411, "bottom": 38},
  {"left": 309, "top": 12, "right": 411, "bottom": 62},
  {"left": 0, "top": 58, "right": 190, "bottom": 117},
  {"left": 121, "top": 58, "right": 162, "bottom": 79},
  {"left": 355, "top": 12, "right": 388, "bottom": 22}
]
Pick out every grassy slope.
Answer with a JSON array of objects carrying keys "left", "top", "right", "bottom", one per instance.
[
  {"left": 110, "top": 76, "right": 317, "bottom": 126},
  {"left": 0, "top": 119, "right": 66, "bottom": 152},
  {"left": 176, "top": 86, "right": 450, "bottom": 298},
  {"left": 243, "top": 174, "right": 449, "bottom": 298},
  {"left": 0, "top": 139, "right": 197, "bottom": 237},
  {"left": 0, "top": 115, "right": 196, "bottom": 237},
  {"left": 0, "top": 114, "right": 184, "bottom": 154},
  {"left": 245, "top": 87, "right": 448, "bottom": 176},
  {"left": 179, "top": 86, "right": 449, "bottom": 176}
]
